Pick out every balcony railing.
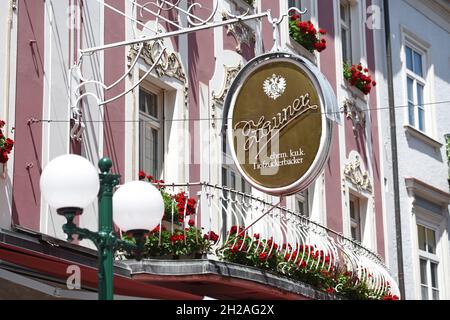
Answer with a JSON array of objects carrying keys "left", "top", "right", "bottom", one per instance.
[{"left": 117, "top": 182, "right": 400, "bottom": 299}]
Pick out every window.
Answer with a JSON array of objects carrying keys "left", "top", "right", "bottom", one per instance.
[
  {"left": 349, "top": 195, "right": 361, "bottom": 242},
  {"left": 221, "top": 132, "right": 250, "bottom": 193},
  {"left": 139, "top": 86, "right": 163, "bottom": 179},
  {"left": 295, "top": 191, "right": 309, "bottom": 217},
  {"left": 340, "top": 1, "right": 352, "bottom": 64},
  {"left": 288, "top": 0, "right": 312, "bottom": 22},
  {"left": 405, "top": 45, "right": 426, "bottom": 132},
  {"left": 417, "top": 224, "right": 439, "bottom": 300},
  {"left": 221, "top": 129, "right": 251, "bottom": 227}
]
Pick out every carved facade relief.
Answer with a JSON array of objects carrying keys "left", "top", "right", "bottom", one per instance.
[
  {"left": 222, "top": 12, "right": 256, "bottom": 54},
  {"left": 128, "top": 41, "right": 187, "bottom": 84},
  {"left": 342, "top": 98, "right": 366, "bottom": 131},
  {"left": 343, "top": 151, "right": 373, "bottom": 193}
]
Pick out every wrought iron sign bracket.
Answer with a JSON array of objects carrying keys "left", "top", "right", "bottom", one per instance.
[{"left": 69, "top": 1, "right": 308, "bottom": 141}]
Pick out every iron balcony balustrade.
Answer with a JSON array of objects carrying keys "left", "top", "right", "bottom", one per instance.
[{"left": 116, "top": 182, "right": 400, "bottom": 298}]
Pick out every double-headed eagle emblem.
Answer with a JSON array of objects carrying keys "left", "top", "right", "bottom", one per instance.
[{"left": 263, "top": 74, "right": 287, "bottom": 100}]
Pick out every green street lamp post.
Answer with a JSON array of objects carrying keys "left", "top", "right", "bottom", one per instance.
[{"left": 40, "top": 154, "right": 164, "bottom": 300}]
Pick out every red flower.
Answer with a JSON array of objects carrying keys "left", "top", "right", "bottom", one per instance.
[
  {"left": 0, "top": 120, "right": 5, "bottom": 128},
  {"left": 188, "top": 219, "right": 195, "bottom": 227},
  {"left": 170, "top": 234, "right": 184, "bottom": 243},
  {"left": 259, "top": 252, "right": 268, "bottom": 262},
  {"left": 254, "top": 233, "right": 260, "bottom": 240},
  {"left": 146, "top": 175, "right": 154, "bottom": 181},
  {"left": 319, "top": 28, "right": 326, "bottom": 35},
  {"left": 207, "top": 231, "right": 219, "bottom": 243},
  {"left": 364, "top": 68, "right": 369, "bottom": 72},
  {"left": 372, "top": 81, "right": 377, "bottom": 86},
  {"left": 290, "top": 14, "right": 300, "bottom": 21},
  {"left": 0, "top": 151, "right": 8, "bottom": 164},
  {"left": 150, "top": 225, "right": 160, "bottom": 233},
  {"left": 357, "top": 64, "right": 363, "bottom": 71},
  {"left": 3, "top": 138, "right": 14, "bottom": 152},
  {"left": 299, "top": 260, "right": 307, "bottom": 268},
  {"left": 138, "top": 171, "right": 146, "bottom": 180},
  {"left": 325, "top": 287, "right": 334, "bottom": 294},
  {"left": 383, "top": 294, "right": 400, "bottom": 301}
]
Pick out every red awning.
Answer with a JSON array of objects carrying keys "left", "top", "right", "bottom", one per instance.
[{"left": 0, "top": 241, "right": 202, "bottom": 300}]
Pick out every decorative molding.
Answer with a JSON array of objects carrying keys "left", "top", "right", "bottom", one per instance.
[
  {"left": 342, "top": 98, "right": 366, "bottom": 131},
  {"left": 128, "top": 42, "right": 187, "bottom": 84},
  {"left": 404, "top": 125, "right": 443, "bottom": 150},
  {"left": 211, "top": 64, "right": 242, "bottom": 128},
  {"left": 343, "top": 151, "right": 373, "bottom": 193},
  {"left": 212, "top": 64, "right": 242, "bottom": 105},
  {"left": 405, "top": 177, "right": 450, "bottom": 206},
  {"left": 222, "top": 12, "right": 255, "bottom": 54}
]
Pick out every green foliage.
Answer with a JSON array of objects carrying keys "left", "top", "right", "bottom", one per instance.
[
  {"left": 288, "top": 16, "right": 327, "bottom": 53},
  {"left": 218, "top": 227, "right": 397, "bottom": 300},
  {"left": 123, "top": 225, "right": 216, "bottom": 259}
]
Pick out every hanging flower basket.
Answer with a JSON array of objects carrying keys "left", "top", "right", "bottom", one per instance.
[
  {"left": 343, "top": 63, "right": 377, "bottom": 95},
  {"left": 0, "top": 120, "right": 14, "bottom": 164},
  {"left": 289, "top": 14, "right": 327, "bottom": 53}
]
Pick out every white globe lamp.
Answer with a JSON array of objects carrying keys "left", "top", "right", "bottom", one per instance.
[
  {"left": 113, "top": 180, "right": 164, "bottom": 233},
  {"left": 40, "top": 154, "right": 100, "bottom": 215}
]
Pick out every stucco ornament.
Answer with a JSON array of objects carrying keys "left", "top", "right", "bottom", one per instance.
[
  {"left": 344, "top": 152, "right": 373, "bottom": 193},
  {"left": 263, "top": 74, "right": 287, "bottom": 100}
]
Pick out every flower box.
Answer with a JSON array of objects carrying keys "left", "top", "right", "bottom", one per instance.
[
  {"left": 287, "top": 36, "right": 317, "bottom": 65},
  {"left": 343, "top": 63, "right": 376, "bottom": 96},
  {"left": 288, "top": 14, "right": 327, "bottom": 54}
]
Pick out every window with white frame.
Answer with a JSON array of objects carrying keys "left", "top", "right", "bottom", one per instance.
[
  {"left": 288, "top": 0, "right": 312, "bottom": 22},
  {"left": 340, "top": 1, "right": 353, "bottom": 64},
  {"left": 295, "top": 190, "right": 309, "bottom": 217},
  {"left": 222, "top": 132, "right": 251, "bottom": 193},
  {"left": 139, "top": 86, "right": 163, "bottom": 179},
  {"left": 349, "top": 194, "right": 362, "bottom": 242},
  {"left": 417, "top": 224, "right": 440, "bottom": 300},
  {"left": 340, "top": 1, "right": 352, "bottom": 64},
  {"left": 221, "top": 121, "right": 251, "bottom": 228},
  {"left": 405, "top": 44, "right": 426, "bottom": 132}
]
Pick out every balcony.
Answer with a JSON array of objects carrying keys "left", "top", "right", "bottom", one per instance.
[{"left": 115, "top": 182, "right": 400, "bottom": 300}]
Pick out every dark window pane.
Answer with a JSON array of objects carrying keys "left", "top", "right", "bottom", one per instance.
[
  {"left": 418, "top": 225, "right": 426, "bottom": 251},
  {"left": 408, "top": 103, "right": 415, "bottom": 127},
  {"left": 417, "top": 83, "right": 424, "bottom": 105},
  {"left": 414, "top": 51, "right": 423, "bottom": 77},
  {"left": 432, "top": 289, "right": 439, "bottom": 300},
  {"left": 140, "top": 89, "right": 158, "bottom": 118},
  {"left": 406, "top": 46, "right": 413, "bottom": 71},
  {"left": 431, "top": 262, "right": 438, "bottom": 288},
  {"left": 420, "top": 258, "right": 428, "bottom": 285},
  {"left": 427, "top": 228, "right": 436, "bottom": 254},
  {"left": 417, "top": 83, "right": 425, "bottom": 131},
  {"left": 350, "top": 199, "right": 356, "bottom": 219},
  {"left": 421, "top": 285, "right": 429, "bottom": 300},
  {"left": 418, "top": 108, "right": 425, "bottom": 131},
  {"left": 407, "top": 77, "right": 414, "bottom": 101},
  {"left": 342, "top": 28, "right": 348, "bottom": 63}
]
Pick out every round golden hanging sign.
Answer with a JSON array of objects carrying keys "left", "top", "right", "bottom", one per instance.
[{"left": 225, "top": 53, "right": 334, "bottom": 196}]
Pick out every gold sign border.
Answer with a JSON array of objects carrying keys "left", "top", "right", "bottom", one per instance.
[{"left": 225, "top": 52, "right": 333, "bottom": 196}]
